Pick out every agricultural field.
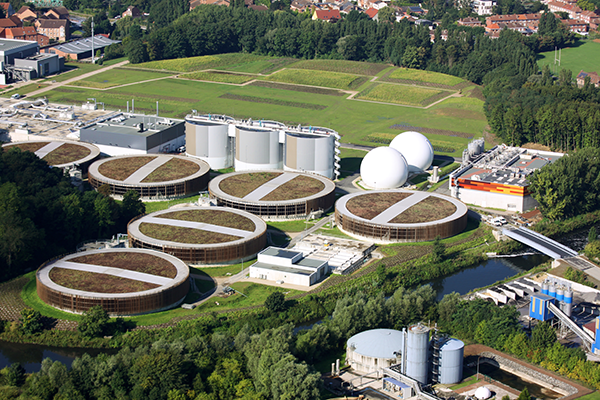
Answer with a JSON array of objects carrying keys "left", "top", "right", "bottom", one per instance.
[
  {"left": 183, "top": 70, "right": 256, "bottom": 84},
  {"left": 288, "top": 59, "right": 390, "bottom": 76},
  {"left": 264, "top": 69, "right": 368, "bottom": 90},
  {"left": 357, "top": 83, "right": 450, "bottom": 107},
  {"left": 129, "top": 53, "right": 287, "bottom": 73},
  {"left": 537, "top": 40, "right": 600, "bottom": 76},
  {"left": 42, "top": 54, "right": 489, "bottom": 154},
  {"left": 388, "top": 68, "right": 465, "bottom": 86},
  {"left": 69, "top": 68, "right": 172, "bottom": 89}
]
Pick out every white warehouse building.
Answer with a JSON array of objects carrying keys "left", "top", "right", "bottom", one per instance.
[
  {"left": 249, "top": 247, "right": 328, "bottom": 287},
  {"left": 185, "top": 114, "right": 341, "bottom": 179}
]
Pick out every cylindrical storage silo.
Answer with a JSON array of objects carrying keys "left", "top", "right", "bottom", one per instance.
[
  {"left": 185, "top": 119, "right": 232, "bottom": 169},
  {"left": 542, "top": 281, "right": 549, "bottom": 295},
  {"left": 438, "top": 339, "right": 464, "bottom": 385},
  {"left": 235, "top": 126, "right": 281, "bottom": 170},
  {"left": 564, "top": 289, "right": 573, "bottom": 317},
  {"left": 284, "top": 132, "right": 334, "bottom": 179},
  {"left": 556, "top": 287, "right": 564, "bottom": 302},
  {"left": 405, "top": 324, "right": 429, "bottom": 384},
  {"left": 548, "top": 284, "right": 557, "bottom": 298}
]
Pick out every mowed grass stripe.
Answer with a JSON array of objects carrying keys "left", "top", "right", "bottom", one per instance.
[
  {"left": 287, "top": 59, "right": 389, "bottom": 76},
  {"left": 388, "top": 68, "right": 465, "bottom": 86},
  {"left": 219, "top": 93, "right": 328, "bottom": 110},
  {"left": 264, "top": 68, "right": 368, "bottom": 90},
  {"left": 249, "top": 80, "right": 347, "bottom": 96},
  {"left": 357, "top": 83, "right": 448, "bottom": 107},
  {"left": 183, "top": 71, "right": 256, "bottom": 84}
]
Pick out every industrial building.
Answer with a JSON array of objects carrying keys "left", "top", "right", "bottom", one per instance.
[
  {"left": 88, "top": 154, "right": 210, "bottom": 200},
  {"left": 346, "top": 324, "right": 464, "bottom": 385},
  {"left": 335, "top": 190, "right": 468, "bottom": 243},
  {"left": 450, "top": 142, "right": 564, "bottom": 212},
  {"left": 128, "top": 207, "right": 267, "bottom": 265},
  {"left": 248, "top": 247, "right": 328, "bottom": 287},
  {"left": 43, "top": 35, "right": 120, "bottom": 60},
  {"left": 185, "top": 113, "right": 341, "bottom": 179},
  {"left": 0, "top": 38, "right": 62, "bottom": 83},
  {"left": 36, "top": 248, "right": 190, "bottom": 316},
  {"left": 209, "top": 170, "right": 336, "bottom": 220},
  {"left": 2, "top": 139, "right": 100, "bottom": 172},
  {"left": 79, "top": 113, "right": 186, "bottom": 156}
]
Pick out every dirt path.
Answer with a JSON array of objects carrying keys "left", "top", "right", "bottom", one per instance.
[{"left": 24, "top": 60, "right": 130, "bottom": 98}]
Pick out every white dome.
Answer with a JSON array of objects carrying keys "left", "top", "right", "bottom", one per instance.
[
  {"left": 389, "top": 131, "right": 434, "bottom": 173},
  {"left": 474, "top": 386, "right": 492, "bottom": 400},
  {"left": 360, "top": 147, "right": 408, "bottom": 189}
]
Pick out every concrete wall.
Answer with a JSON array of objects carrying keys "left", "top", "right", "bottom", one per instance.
[
  {"left": 249, "top": 265, "right": 313, "bottom": 286},
  {"left": 456, "top": 189, "right": 539, "bottom": 213}
]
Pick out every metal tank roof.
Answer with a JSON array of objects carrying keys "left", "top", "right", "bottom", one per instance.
[
  {"left": 347, "top": 329, "right": 404, "bottom": 359},
  {"left": 440, "top": 338, "right": 464, "bottom": 351}
]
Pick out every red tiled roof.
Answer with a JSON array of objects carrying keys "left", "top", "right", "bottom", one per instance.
[
  {"left": 315, "top": 9, "right": 341, "bottom": 20},
  {"left": 365, "top": 7, "right": 378, "bottom": 18}
]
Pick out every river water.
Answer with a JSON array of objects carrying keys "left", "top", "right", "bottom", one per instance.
[{"left": 1, "top": 225, "right": 595, "bottom": 372}]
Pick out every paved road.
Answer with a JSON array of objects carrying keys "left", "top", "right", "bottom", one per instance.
[
  {"left": 23, "top": 60, "right": 130, "bottom": 99},
  {"left": 287, "top": 215, "right": 335, "bottom": 248}
]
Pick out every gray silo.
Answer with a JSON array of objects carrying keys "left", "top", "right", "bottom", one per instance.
[
  {"left": 235, "top": 126, "right": 282, "bottom": 171},
  {"left": 284, "top": 132, "right": 334, "bottom": 179},
  {"left": 405, "top": 323, "right": 430, "bottom": 384},
  {"left": 438, "top": 338, "right": 464, "bottom": 384},
  {"left": 185, "top": 118, "right": 232, "bottom": 169}
]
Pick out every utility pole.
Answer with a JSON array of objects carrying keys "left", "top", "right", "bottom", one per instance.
[{"left": 91, "top": 17, "right": 95, "bottom": 63}]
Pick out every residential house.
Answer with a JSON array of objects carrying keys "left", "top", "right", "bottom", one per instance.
[
  {"left": 576, "top": 70, "right": 600, "bottom": 87},
  {"left": 547, "top": 1, "right": 582, "bottom": 19},
  {"left": 36, "top": 19, "right": 69, "bottom": 42},
  {"left": 189, "top": 0, "right": 230, "bottom": 9},
  {"left": 0, "top": 2, "right": 14, "bottom": 16},
  {"left": 16, "top": 6, "right": 37, "bottom": 20},
  {"left": 313, "top": 9, "right": 341, "bottom": 22},
  {"left": 407, "top": 5, "right": 425, "bottom": 14},
  {"left": 457, "top": 17, "right": 483, "bottom": 26},
  {"left": 122, "top": 5, "right": 142, "bottom": 18},
  {"left": 290, "top": 0, "right": 312, "bottom": 12},
  {"left": 472, "top": 0, "right": 496, "bottom": 15},
  {"left": 339, "top": 2, "right": 355, "bottom": 13},
  {"left": 0, "top": 16, "right": 22, "bottom": 29},
  {"left": 579, "top": 10, "right": 600, "bottom": 24},
  {"left": 4, "top": 27, "right": 48, "bottom": 46},
  {"left": 365, "top": 7, "right": 378, "bottom": 19},
  {"left": 44, "top": 6, "right": 69, "bottom": 19},
  {"left": 562, "top": 18, "right": 588, "bottom": 32}
]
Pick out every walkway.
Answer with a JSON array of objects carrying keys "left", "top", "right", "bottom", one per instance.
[{"left": 502, "top": 227, "right": 578, "bottom": 259}]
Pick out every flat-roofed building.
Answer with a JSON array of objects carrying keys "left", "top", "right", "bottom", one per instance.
[
  {"left": 44, "top": 35, "right": 120, "bottom": 60},
  {"left": 249, "top": 247, "right": 328, "bottom": 286}
]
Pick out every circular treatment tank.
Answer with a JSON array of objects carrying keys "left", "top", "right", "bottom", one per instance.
[
  {"left": 346, "top": 329, "right": 403, "bottom": 374},
  {"left": 185, "top": 117, "right": 233, "bottom": 169},
  {"left": 360, "top": 147, "right": 408, "bottom": 189},
  {"left": 389, "top": 131, "right": 434, "bottom": 173},
  {"left": 88, "top": 154, "right": 210, "bottom": 200},
  {"left": 36, "top": 248, "right": 189, "bottom": 316},
  {"left": 335, "top": 190, "right": 468, "bottom": 243},
  {"left": 209, "top": 170, "right": 335, "bottom": 220},
  {"left": 235, "top": 126, "right": 282, "bottom": 170},
  {"left": 284, "top": 132, "right": 334, "bottom": 179},
  {"left": 2, "top": 140, "right": 100, "bottom": 172},
  {"left": 438, "top": 338, "right": 464, "bottom": 384},
  {"left": 405, "top": 323, "right": 430, "bottom": 384},
  {"left": 128, "top": 207, "right": 267, "bottom": 265}
]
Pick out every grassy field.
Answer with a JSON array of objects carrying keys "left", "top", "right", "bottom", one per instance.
[
  {"left": 191, "top": 261, "right": 251, "bottom": 278},
  {"left": 288, "top": 59, "right": 389, "bottom": 76},
  {"left": 195, "top": 282, "right": 302, "bottom": 312},
  {"left": 42, "top": 54, "right": 488, "bottom": 152},
  {"left": 2, "top": 83, "right": 46, "bottom": 98},
  {"left": 388, "top": 68, "right": 465, "bottom": 86},
  {"left": 144, "top": 195, "right": 202, "bottom": 214},
  {"left": 130, "top": 53, "right": 281, "bottom": 73},
  {"left": 264, "top": 69, "right": 367, "bottom": 90},
  {"left": 537, "top": 40, "right": 600, "bottom": 75},
  {"left": 183, "top": 71, "right": 256, "bottom": 84},
  {"left": 69, "top": 68, "right": 172, "bottom": 89},
  {"left": 48, "top": 62, "right": 105, "bottom": 83},
  {"left": 357, "top": 83, "right": 449, "bottom": 106},
  {"left": 339, "top": 147, "right": 367, "bottom": 177}
]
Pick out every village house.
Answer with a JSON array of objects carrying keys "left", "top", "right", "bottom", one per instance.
[
  {"left": 577, "top": 70, "right": 600, "bottom": 87},
  {"left": 35, "top": 19, "right": 69, "bottom": 42}
]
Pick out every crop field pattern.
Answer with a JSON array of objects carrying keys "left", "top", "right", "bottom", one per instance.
[
  {"left": 387, "top": 68, "right": 466, "bottom": 86},
  {"left": 43, "top": 53, "right": 489, "bottom": 155},
  {"left": 159, "top": 209, "right": 255, "bottom": 231},
  {"left": 357, "top": 83, "right": 449, "bottom": 106},
  {"left": 184, "top": 71, "right": 256, "bottom": 84},
  {"left": 70, "top": 252, "right": 177, "bottom": 278}
]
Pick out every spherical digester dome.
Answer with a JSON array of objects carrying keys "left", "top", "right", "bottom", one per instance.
[
  {"left": 474, "top": 386, "right": 492, "bottom": 400},
  {"left": 390, "top": 131, "right": 434, "bottom": 173},
  {"left": 360, "top": 147, "right": 408, "bottom": 189}
]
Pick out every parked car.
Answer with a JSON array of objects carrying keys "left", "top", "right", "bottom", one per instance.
[{"left": 11, "top": 93, "right": 21, "bottom": 99}]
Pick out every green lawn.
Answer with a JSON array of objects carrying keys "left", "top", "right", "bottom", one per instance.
[
  {"left": 21, "top": 272, "right": 81, "bottom": 322},
  {"left": 268, "top": 219, "right": 314, "bottom": 232},
  {"left": 41, "top": 55, "right": 488, "bottom": 150},
  {"left": 130, "top": 53, "right": 277, "bottom": 73},
  {"left": 264, "top": 68, "right": 367, "bottom": 90},
  {"left": 183, "top": 71, "right": 256, "bottom": 84},
  {"left": 357, "top": 83, "right": 448, "bottom": 106},
  {"left": 1, "top": 83, "right": 46, "bottom": 98},
  {"left": 537, "top": 40, "right": 600, "bottom": 76},
  {"left": 49, "top": 62, "right": 105, "bottom": 83},
  {"left": 314, "top": 227, "right": 355, "bottom": 240},
  {"left": 449, "top": 374, "right": 479, "bottom": 390},
  {"left": 577, "top": 392, "right": 600, "bottom": 400},
  {"left": 143, "top": 195, "right": 202, "bottom": 214},
  {"left": 191, "top": 261, "right": 251, "bottom": 278},
  {"left": 388, "top": 68, "right": 465, "bottom": 86},
  {"left": 195, "top": 282, "right": 303, "bottom": 312},
  {"left": 288, "top": 59, "right": 389, "bottom": 76},
  {"left": 70, "top": 68, "right": 172, "bottom": 89}
]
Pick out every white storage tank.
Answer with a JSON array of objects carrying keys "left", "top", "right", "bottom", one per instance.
[
  {"left": 284, "top": 132, "right": 334, "bottom": 179},
  {"left": 185, "top": 118, "right": 232, "bottom": 169},
  {"left": 360, "top": 147, "right": 408, "bottom": 189},
  {"left": 235, "top": 126, "right": 282, "bottom": 170},
  {"left": 390, "top": 131, "right": 434, "bottom": 173},
  {"left": 438, "top": 338, "right": 464, "bottom": 384},
  {"left": 405, "top": 323, "right": 429, "bottom": 384}
]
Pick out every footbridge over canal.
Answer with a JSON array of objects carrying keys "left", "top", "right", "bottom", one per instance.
[{"left": 502, "top": 227, "right": 578, "bottom": 259}]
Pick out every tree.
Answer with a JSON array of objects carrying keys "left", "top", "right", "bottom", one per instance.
[
  {"left": 531, "top": 321, "right": 557, "bottom": 349},
  {"left": 78, "top": 305, "right": 109, "bottom": 338},
  {"left": 121, "top": 190, "right": 145, "bottom": 224},
  {"left": 7, "top": 362, "right": 25, "bottom": 386},
  {"left": 432, "top": 236, "right": 446, "bottom": 263},
  {"left": 126, "top": 39, "right": 149, "bottom": 64},
  {"left": 589, "top": 226, "right": 597, "bottom": 244},
  {"left": 517, "top": 387, "right": 530, "bottom": 400},
  {"left": 265, "top": 291, "right": 286, "bottom": 312},
  {"left": 20, "top": 308, "right": 43, "bottom": 334},
  {"left": 377, "top": 6, "right": 395, "bottom": 24}
]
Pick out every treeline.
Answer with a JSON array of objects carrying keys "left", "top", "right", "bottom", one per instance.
[
  {"left": 121, "top": 5, "right": 541, "bottom": 85},
  {"left": 0, "top": 147, "right": 145, "bottom": 282}
]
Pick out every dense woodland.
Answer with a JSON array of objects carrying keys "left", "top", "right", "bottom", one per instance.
[{"left": 0, "top": 147, "right": 145, "bottom": 282}]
